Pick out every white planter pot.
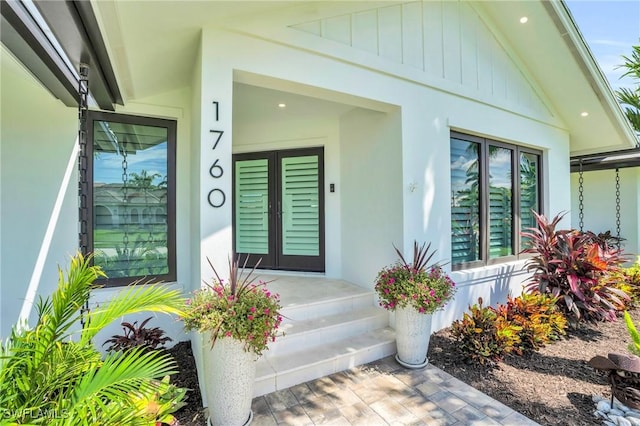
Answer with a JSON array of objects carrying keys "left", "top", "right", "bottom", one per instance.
[
  {"left": 395, "top": 306, "right": 432, "bottom": 369},
  {"left": 204, "top": 337, "right": 258, "bottom": 426}
]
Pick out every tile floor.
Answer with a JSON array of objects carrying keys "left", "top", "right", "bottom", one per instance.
[{"left": 250, "top": 356, "right": 540, "bottom": 426}]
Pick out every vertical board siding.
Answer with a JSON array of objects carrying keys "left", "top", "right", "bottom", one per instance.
[
  {"left": 402, "top": 2, "right": 424, "bottom": 69},
  {"left": 378, "top": 5, "right": 403, "bottom": 63},
  {"left": 290, "top": 0, "right": 549, "bottom": 117},
  {"left": 423, "top": 1, "right": 444, "bottom": 78},
  {"left": 352, "top": 10, "right": 379, "bottom": 54},
  {"left": 323, "top": 14, "right": 351, "bottom": 45},
  {"left": 441, "top": 1, "right": 462, "bottom": 84},
  {"left": 460, "top": 2, "right": 478, "bottom": 89}
]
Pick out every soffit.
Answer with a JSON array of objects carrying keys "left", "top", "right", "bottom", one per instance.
[{"left": 476, "top": 0, "right": 637, "bottom": 155}]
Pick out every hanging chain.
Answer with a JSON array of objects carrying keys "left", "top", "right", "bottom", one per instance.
[
  {"left": 78, "top": 64, "right": 89, "bottom": 255},
  {"left": 121, "top": 141, "right": 130, "bottom": 256},
  {"left": 578, "top": 159, "right": 585, "bottom": 232},
  {"left": 78, "top": 64, "right": 89, "bottom": 327},
  {"left": 616, "top": 168, "right": 621, "bottom": 249}
]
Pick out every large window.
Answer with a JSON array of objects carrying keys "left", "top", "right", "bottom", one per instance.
[
  {"left": 450, "top": 132, "right": 541, "bottom": 270},
  {"left": 86, "top": 111, "right": 176, "bottom": 286}
]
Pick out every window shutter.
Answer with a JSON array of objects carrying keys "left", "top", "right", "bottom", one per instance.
[
  {"left": 281, "top": 155, "right": 319, "bottom": 256},
  {"left": 235, "top": 159, "right": 269, "bottom": 254}
]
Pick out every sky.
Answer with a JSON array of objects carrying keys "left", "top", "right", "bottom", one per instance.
[{"left": 566, "top": 0, "right": 640, "bottom": 91}]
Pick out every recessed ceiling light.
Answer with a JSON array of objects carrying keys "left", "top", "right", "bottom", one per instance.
[
  {"left": 520, "top": 16, "right": 528, "bottom": 24},
  {"left": 581, "top": 111, "right": 589, "bottom": 117},
  {"left": 278, "top": 103, "right": 286, "bottom": 108}
]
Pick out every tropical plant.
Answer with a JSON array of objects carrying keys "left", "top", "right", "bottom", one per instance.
[
  {"left": 615, "top": 44, "right": 640, "bottom": 132},
  {"left": 374, "top": 241, "right": 456, "bottom": 313},
  {"left": 624, "top": 311, "right": 640, "bottom": 356},
  {"left": 450, "top": 297, "right": 521, "bottom": 365},
  {"left": 621, "top": 257, "right": 640, "bottom": 307},
  {"left": 127, "top": 375, "right": 187, "bottom": 426},
  {"left": 0, "top": 253, "right": 185, "bottom": 425},
  {"left": 104, "top": 317, "right": 172, "bottom": 352},
  {"left": 521, "top": 211, "right": 628, "bottom": 323},
  {"left": 501, "top": 292, "right": 567, "bottom": 352},
  {"left": 181, "top": 255, "right": 283, "bottom": 356}
]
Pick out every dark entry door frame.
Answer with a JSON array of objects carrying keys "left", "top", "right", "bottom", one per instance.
[{"left": 232, "top": 147, "right": 325, "bottom": 272}]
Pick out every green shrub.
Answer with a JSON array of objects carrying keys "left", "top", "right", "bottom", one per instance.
[{"left": 451, "top": 298, "right": 521, "bottom": 365}]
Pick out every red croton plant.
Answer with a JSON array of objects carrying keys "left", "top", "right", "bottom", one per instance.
[{"left": 521, "top": 211, "right": 629, "bottom": 324}]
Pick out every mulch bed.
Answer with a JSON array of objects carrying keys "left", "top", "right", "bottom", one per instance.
[
  {"left": 168, "top": 309, "right": 640, "bottom": 425},
  {"left": 428, "top": 308, "right": 640, "bottom": 426}
]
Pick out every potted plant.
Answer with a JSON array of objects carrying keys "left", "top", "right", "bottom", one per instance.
[
  {"left": 375, "top": 241, "right": 456, "bottom": 369},
  {"left": 182, "top": 255, "right": 283, "bottom": 426}
]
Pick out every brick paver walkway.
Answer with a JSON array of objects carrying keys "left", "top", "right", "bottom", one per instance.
[{"left": 250, "top": 356, "right": 539, "bottom": 425}]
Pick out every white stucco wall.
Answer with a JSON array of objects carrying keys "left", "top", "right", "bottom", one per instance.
[
  {"left": 570, "top": 168, "right": 640, "bottom": 257},
  {"left": 0, "top": 49, "right": 78, "bottom": 338},
  {"left": 0, "top": 48, "right": 193, "bottom": 345},
  {"left": 340, "top": 108, "right": 403, "bottom": 287}
]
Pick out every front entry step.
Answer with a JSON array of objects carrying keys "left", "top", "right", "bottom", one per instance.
[{"left": 254, "top": 276, "right": 396, "bottom": 397}]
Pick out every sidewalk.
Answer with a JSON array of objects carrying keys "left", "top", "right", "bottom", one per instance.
[{"left": 250, "top": 356, "right": 540, "bottom": 425}]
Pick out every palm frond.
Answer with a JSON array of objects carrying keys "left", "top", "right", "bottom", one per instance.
[
  {"left": 80, "top": 280, "right": 184, "bottom": 344},
  {"left": 70, "top": 348, "right": 176, "bottom": 411}
]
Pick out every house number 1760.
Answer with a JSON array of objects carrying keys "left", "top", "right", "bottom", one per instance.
[{"left": 207, "top": 101, "right": 226, "bottom": 208}]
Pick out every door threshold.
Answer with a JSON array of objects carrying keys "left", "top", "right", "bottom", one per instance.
[{"left": 254, "top": 269, "right": 325, "bottom": 278}]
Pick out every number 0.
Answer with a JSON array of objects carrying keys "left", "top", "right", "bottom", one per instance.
[{"left": 208, "top": 189, "right": 225, "bottom": 208}]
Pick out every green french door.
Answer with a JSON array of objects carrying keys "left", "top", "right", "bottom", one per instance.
[{"left": 233, "top": 148, "right": 324, "bottom": 271}]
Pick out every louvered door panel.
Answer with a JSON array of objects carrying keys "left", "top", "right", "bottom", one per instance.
[
  {"left": 281, "top": 155, "right": 319, "bottom": 256},
  {"left": 235, "top": 159, "right": 269, "bottom": 254}
]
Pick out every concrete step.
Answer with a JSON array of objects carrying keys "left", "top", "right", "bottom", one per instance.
[
  {"left": 269, "top": 306, "right": 389, "bottom": 357},
  {"left": 254, "top": 327, "right": 396, "bottom": 397},
  {"left": 251, "top": 276, "right": 395, "bottom": 397}
]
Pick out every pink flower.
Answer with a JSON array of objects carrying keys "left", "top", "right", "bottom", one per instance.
[
  {"left": 185, "top": 299, "right": 191, "bottom": 305},
  {"left": 250, "top": 306, "right": 256, "bottom": 313},
  {"left": 248, "top": 315, "right": 254, "bottom": 321},
  {"left": 264, "top": 308, "right": 270, "bottom": 315},
  {"left": 225, "top": 331, "right": 232, "bottom": 337}
]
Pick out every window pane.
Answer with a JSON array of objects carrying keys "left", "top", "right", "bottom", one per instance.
[
  {"left": 520, "top": 152, "right": 540, "bottom": 247},
  {"left": 488, "top": 146, "right": 513, "bottom": 258},
  {"left": 451, "top": 138, "right": 480, "bottom": 265},
  {"left": 92, "top": 120, "right": 170, "bottom": 279}
]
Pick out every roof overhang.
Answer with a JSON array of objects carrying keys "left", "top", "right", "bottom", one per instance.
[
  {"left": 1, "top": 0, "right": 122, "bottom": 110},
  {"left": 477, "top": 0, "right": 638, "bottom": 156}
]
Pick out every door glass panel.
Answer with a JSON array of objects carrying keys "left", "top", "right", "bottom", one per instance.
[
  {"left": 281, "top": 155, "right": 319, "bottom": 256},
  {"left": 235, "top": 159, "right": 269, "bottom": 254},
  {"left": 488, "top": 146, "right": 513, "bottom": 258}
]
